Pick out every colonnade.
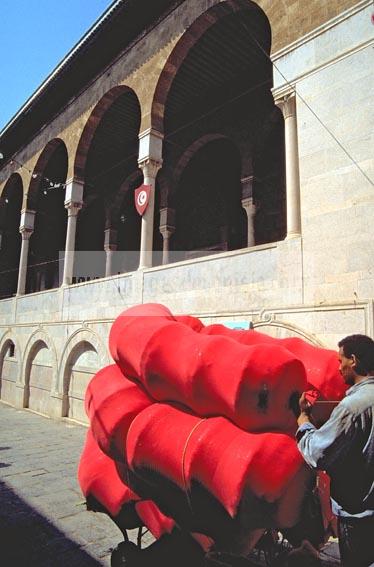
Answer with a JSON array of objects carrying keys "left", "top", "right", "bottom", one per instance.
[
  {"left": 237, "top": 90, "right": 301, "bottom": 245},
  {"left": 13, "top": 92, "right": 301, "bottom": 295}
]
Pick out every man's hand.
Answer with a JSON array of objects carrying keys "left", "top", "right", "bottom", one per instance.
[
  {"left": 297, "top": 392, "right": 313, "bottom": 427},
  {"left": 299, "top": 392, "right": 313, "bottom": 414}
]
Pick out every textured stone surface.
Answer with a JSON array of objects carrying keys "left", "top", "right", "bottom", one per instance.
[
  {"left": 0, "top": 402, "right": 126, "bottom": 566},
  {"left": 0, "top": 402, "right": 158, "bottom": 565}
]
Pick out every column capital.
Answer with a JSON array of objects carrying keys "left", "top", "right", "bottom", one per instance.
[
  {"left": 104, "top": 244, "right": 118, "bottom": 252},
  {"left": 20, "top": 228, "right": 33, "bottom": 240},
  {"left": 159, "top": 225, "right": 175, "bottom": 238},
  {"left": 241, "top": 197, "right": 256, "bottom": 215},
  {"left": 273, "top": 87, "right": 297, "bottom": 119},
  {"left": 138, "top": 158, "right": 163, "bottom": 179},
  {"left": 65, "top": 201, "right": 82, "bottom": 216}
]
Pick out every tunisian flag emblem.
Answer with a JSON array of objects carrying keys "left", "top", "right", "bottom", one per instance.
[{"left": 135, "top": 185, "right": 151, "bottom": 216}]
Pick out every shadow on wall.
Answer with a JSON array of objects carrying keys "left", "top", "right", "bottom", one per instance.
[{"left": 0, "top": 478, "right": 103, "bottom": 567}]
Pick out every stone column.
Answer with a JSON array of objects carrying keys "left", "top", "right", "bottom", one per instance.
[
  {"left": 241, "top": 197, "right": 256, "bottom": 247},
  {"left": 16, "top": 209, "right": 35, "bottom": 296},
  {"left": 138, "top": 129, "right": 163, "bottom": 269},
  {"left": 277, "top": 92, "right": 301, "bottom": 239},
  {"left": 159, "top": 207, "right": 175, "bottom": 265},
  {"left": 240, "top": 175, "right": 255, "bottom": 247},
  {"left": 104, "top": 228, "right": 118, "bottom": 277},
  {"left": 62, "top": 179, "right": 83, "bottom": 285}
]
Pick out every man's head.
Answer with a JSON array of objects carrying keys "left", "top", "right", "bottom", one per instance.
[{"left": 338, "top": 334, "right": 374, "bottom": 385}]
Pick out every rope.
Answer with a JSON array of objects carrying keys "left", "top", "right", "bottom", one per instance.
[{"left": 181, "top": 418, "right": 207, "bottom": 510}]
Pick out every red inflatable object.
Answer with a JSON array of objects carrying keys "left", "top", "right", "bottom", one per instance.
[
  {"left": 85, "top": 364, "right": 153, "bottom": 460},
  {"left": 135, "top": 501, "right": 175, "bottom": 539},
  {"left": 109, "top": 306, "right": 307, "bottom": 432},
  {"left": 78, "top": 429, "right": 177, "bottom": 539},
  {"left": 78, "top": 429, "right": 139, "bottom": 517},
  {"left": 109, "top": 303, "right": 175, "bottom": 378},
  {"left": 174, "top": 315, "right": 205, "bottom": 332},
  {"left": 201, "top": 325, "right": 345, "bottom": 402},
  {"left": 126, "top": 402, "right": 310, "bottom": 529},
  {"left": 79, "top": 303, "right": 342, "bottom": 552}
]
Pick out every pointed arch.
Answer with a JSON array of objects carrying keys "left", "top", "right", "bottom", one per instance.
[
  {"left": 27, "top": 139, "right": 68, "bottom": 210},
  {"left": 151, "top": 0, "right": 272, "bottom": 133},
  {"left": 57, "top": 328, "right": 109, "bottom": 421},
  {"left": 73, "top": 86, "right": 141, "bottom": 183},
  {"left": 57, "top": 327, "right": 109, "bottom": 393},
  {"left": 73, "top": 86, "right": 141, "bottom": 267},
  {"left": 26, "top": 139, "right": 68, "bottom": 293},
  {"left": 0, "top": 332, "right": 21, "bottom": 405},
  {"left": 22, "top": 329, "right": 57, "bottom": 412},
  {"left": 0, "top": 173, "right": 23, "bottom": 298}
]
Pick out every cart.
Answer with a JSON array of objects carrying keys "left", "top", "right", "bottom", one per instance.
[{"left": 86, "top": 469, "right": 336, "bottom": 567}]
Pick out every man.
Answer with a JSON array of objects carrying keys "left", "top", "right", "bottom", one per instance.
[{"left": 296, "top": 334, "right": 374, "bottom": 567}]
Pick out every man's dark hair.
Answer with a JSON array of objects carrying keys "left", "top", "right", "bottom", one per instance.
[{"left": 338, "top": 334, "right": 374, "bottom": 375}]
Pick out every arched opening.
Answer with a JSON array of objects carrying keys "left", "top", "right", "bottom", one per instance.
[
  {"left": 25, "top": 340, "right": 53, "bottom": 415},
  {"left": 109, "top": 169, "right": 143, "bottom": 274},
  {"left": 75, "top": 88, "right": 142, "bottom": 278},
  {"left": 62, "top": 341, "right": 101, "bottom": 423},
  {"left": 173, "top": 138, "right": 246, "bottom": 257},
  {"left": 26, "top": 140, "right": 68, "bottom": 293},
  {"left": 153, "top": 1, "right": 285, "bottom": 258},
  {"left": 0, "top": 339, "right": 19, "bottom": 405},
  {"left": 253, "top": 106, "right": 286, "bottom": 244},
  {"left": 0, "top": 174, "right": 23, "bottom": 299}
]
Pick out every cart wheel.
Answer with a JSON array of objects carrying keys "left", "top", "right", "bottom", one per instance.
[{"left": 111, "top": 541, "right": 140, "bottom": 566}]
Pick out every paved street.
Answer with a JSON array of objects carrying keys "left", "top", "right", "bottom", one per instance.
[
  {"left": 0, "top": 401, "right": 133, "bottom": 566},
  {"left": 0, "top": 402, "right": 341, "bottom": 566}
]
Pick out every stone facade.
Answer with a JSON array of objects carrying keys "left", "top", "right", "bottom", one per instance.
[{"left": 0, "top": 0, "right": 373, "bottom": 423}]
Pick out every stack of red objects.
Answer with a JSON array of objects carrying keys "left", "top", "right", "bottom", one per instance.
[{"left": 78, "top": 303, "right": 344, "bottom": 550}]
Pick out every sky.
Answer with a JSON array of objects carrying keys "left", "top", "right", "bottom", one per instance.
[{"left": 0, "top": 0, "right": 115, "bottom": 132}]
